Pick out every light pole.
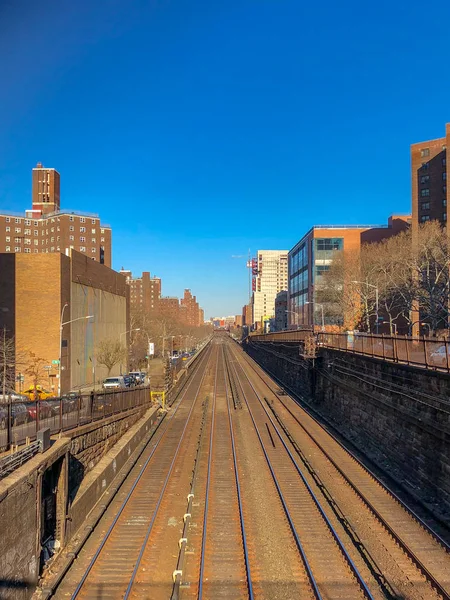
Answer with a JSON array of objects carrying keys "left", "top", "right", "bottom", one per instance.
[
  {"left": 285, "top": 310, "right": 299, "bottom": 329},
  {"left": 120, "top": 328, "right": 141, "bottom": 374},
  {"left": 352, "top": 280, "right": 379, "bottom": 334},
  {"left": 305, "top": 301, "right": 325, "bottom": 332},
  {"left": 58, "top": 306, "right": 94, "bottom": 397}
]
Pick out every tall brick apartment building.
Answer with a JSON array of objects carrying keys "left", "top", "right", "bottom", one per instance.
[
  {"left": 180, "top": 289, "right": 202, "bottom": 326},
  {"left": 120, "top": 269, "right": 161, "bottom": 314},
  {"left": 0, "top": 163, "right": 112, "bottom": 266}
]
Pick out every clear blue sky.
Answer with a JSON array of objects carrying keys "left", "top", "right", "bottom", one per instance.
[{"left": 1, "top": 0, "right": 450, "bottom": 318}]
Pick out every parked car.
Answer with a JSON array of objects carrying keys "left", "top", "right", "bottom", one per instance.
[
  {"left": 26, "top": 400, "right": 55, "bottom": 420},
  {"left": 102, "top": 376, "right": 126, "bottom": 390},
  {"left": 60, "top": 392, "right": 79, "bottom": 414},
  {"left": 11, "top": 403, "right": 31, "bottom": 426},
  {"left": 23, "top": 386, "right": 56, "bottom": 401},
  {"left": 129, "top": 371, "right": 145, "bottom": 385},
  {"left": 428, "top": 344, "right": 450, "bottom": 367},
  {"left": 0, "top": 390, "right": 29, "bottom": 403},
  {"left": 123, "top": 375, "right": 134, "bottom": 387}
]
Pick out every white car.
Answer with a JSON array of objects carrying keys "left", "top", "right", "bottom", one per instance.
[
  {"left": 102, "top": 376, "right": 126, "bottom": 390},
  {"left": 428, "top": 345, "right": 450, "bottom": 367}
]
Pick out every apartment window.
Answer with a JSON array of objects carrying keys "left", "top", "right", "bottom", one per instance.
[
  {"left": 421, "top": 202, "right": 430, "bottom": 210},
  {"left": 57, "top": 227, "right": 60, "bottom": 232},
  {"left": 51, "top": 227, "right": 54, "bottom": 233},
  {"left": 24, "top": 228, "right": 31, "bottom": 235},
  {"left": 91, "top": 248, "right": 96, "bottom": 253},
  {"left": 25, "top": 219, "right": 31, "bottom": 226},
  {"left": 14, "top": 237, "right": 21, "bottom": 243},
  {"left": 444, "top": 186, "right": 447, "bottom": 194},
  {"left": 444, "top": 213, "right": 447, "bottom": 221},
  {"left": 51, "top": 237, "right": 54, "bottom": 242},
  {"left": 420, "top": 175, "right": 430, "bottom": 184},
  {"left": 91, "top": 238, "right": 96, "bottom": 243},
  {"left": 51, "top": 247, "right": 55, "bottom": 252},
  {"left": 46, "top": 229, "right": 48, "bottom": 234},
  {"left": 34, "top": 230, "right": 38, "bottom": 236},
  {"left": 422, "top": 162, "right": 429, "bottom": 169},
  {"left": 5, "top": 236, "right": 10, "bottom": 242},
  {"left": 421, "top": 148, "right": 430, "bottom": 157},
  {"left": 69, "top": 235, "right": 74, "bottom": 241},
  {"left": 443, "top": 199, "right": 447, "bottom": 207},
  {"left": 443, "top": 172, "right": 447, "bottom": 181},
  {"left": 5, "top": 227, "right": 10, "bottom": 232},
  {"left": 5, "top": 217, "right": 10, "bottom": 223},
  {"left": 15, "top": 218, "right": 20, "bottom": 223},
  {"left": 421, "top": 189, "right": 430, "bottom": 197},
  {"left": 56, "top": 246, "right": 60, "bottom": 251},
  {"left": 100, "top": 228, "right": 105, "bottom": 234},
  {"left": 34, "top": 249, "right": 38, "bottom": 253},
  {"left": 34, "top": 221, "right": 38, "bottom": 226},
  {"left": 80, "top": 246, "right": 86, "bottom": 252},
  {"left": 443, "top": 157, "right": 447, "bottom": 166},
  {"left": 80, "top": 237, "right": 86, "bottom": 242},
  {"left": 70, "top": 226, "right": 74, "bottom": 232},
  {"left": 100, "top": 237, "right": 105, "bottom": 242},
  {"left": 91, "top": 228, "right": 96, "bottom": 234},
  {"left": 91, "top": 219, "right": 96, "bottom": 224},
  {"left": 421, "top": 215, "right": 430, "bottom": 222},
  {"left": 15, "top": 227, "right": 21, "bottom": 233},
  {"left": 80, "top": 217, "right": 86, "bottom": 223},
  {"left": 80, "top": 227, "right": 86, "bottom": 233},
  {"left": 24, "top": 239, "right": 31, "bottom": 245},
  {"left": 24, "top": 248, "right": 31, "bottom": 253},
  {"left": 69, "top": 216, "right": 74, "bottom": 221},
  {"left": 57, "top": 236, "right": 60, "bottom": 241},
  {"left": 14, "top": 247, "right": 21, "bottom": 252},
  {"left": 5, "top": 246, "right": 10, "bottom": 252},
  {"left": 34, "top": 239, "right": 38, "bottom": 246}
]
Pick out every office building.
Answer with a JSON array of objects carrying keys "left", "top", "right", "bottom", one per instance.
[
  {"left": 252, "top": 250, "right": 288, "bottom": 326},
  {"left": 274, "top": 291, "right": 288, "bottom": 331},
  {"left": 0, "top": 250, "right": 129, "bottom": 393},
  {"left": 0, "top": 163, "right": 112, "bottom": 267},
  {"left": 288, "top": 217, "right": 410, "bottom": 330}
]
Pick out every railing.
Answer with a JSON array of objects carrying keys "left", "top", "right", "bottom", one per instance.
[
  {"left": 0, "top": 386, "right": 151, "bottom": 453},
  {"left": 248, "top": 330, "right": 450, "bottom": 373}
]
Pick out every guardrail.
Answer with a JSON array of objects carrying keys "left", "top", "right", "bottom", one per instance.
[
  {"left": 0, "top": 386, "right": 151, "bottom": 452},
  {"left": 248, "top": 330, "right": 450, "bottom": 373}
]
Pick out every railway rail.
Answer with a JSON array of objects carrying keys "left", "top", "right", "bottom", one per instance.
[{"left": 43, "top": 334, "right": 450, "bottom": 600}]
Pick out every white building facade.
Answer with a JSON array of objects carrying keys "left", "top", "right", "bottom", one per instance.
[{"left": 252, "top": 249, "right": 288, "bottom": 327}]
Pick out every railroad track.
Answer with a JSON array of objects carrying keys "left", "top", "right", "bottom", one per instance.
[
  {"left": 233, "top": 340, "right": 450, "bottom": 600},
  {"left": 53, "top": 345, "right": 213, "bottom": 600},
  {"left": 226, "top": 343, "right": 374, "bottom": 600}
]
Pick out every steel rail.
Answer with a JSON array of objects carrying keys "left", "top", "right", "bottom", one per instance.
[
  {"left": 229, "top": 344, "right": 375, "bottom": 600},
  {"left": 226, "top": 350, "right": 322, "bottom": 599},
  {"left": 238, "top": 345, "right": 450, "bottom": 599},
  {"left": 69, "top": 345, "right": 212, "bottom": 600},
  {"left": 222, "top": 345, "right": 254, "bottom": 600},
  {"left": 197, "top": 347, "right": 219, "bottom": 599},
  {"left": 123, "top": 345, "right": 212, "bottom": 600}
]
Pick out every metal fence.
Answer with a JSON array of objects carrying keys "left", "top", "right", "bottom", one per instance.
[
  {"left": 248, "top": 330, "right": 450, "bottom": 373},
  {"left": 0, "top": 386, "right": 151, "bottom": 452}
]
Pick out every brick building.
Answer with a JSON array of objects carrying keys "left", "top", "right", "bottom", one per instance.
[
  {"left": 120, "top": 269, "right": 161, "bottom": 314},
  {"left": 0, "top": 250, "right": 129, "bottom": 394},
  {"left": 411, "top": 124, "right": 449, "bottom": 237},
  {"left": 0, "top": 163, "right": 112, "bottom": 266},
  {"left": 180, "top": 289, "right": 201, "bottom": 326}
]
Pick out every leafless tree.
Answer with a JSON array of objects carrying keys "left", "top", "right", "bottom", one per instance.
[
  {"left": 0, "top": 328, "right": 16, "bottom": 398},
  {"left": 95, "top": 339, "right": 127, "bottom": 376}
]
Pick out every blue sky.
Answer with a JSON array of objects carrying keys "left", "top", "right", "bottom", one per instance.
[{"left": 1, "top": 0, "right": 450, "bottom": 317}]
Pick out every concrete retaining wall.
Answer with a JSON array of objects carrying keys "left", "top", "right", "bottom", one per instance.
[{"left": 246, "top": 340, "right": 450, "bottom": 516}]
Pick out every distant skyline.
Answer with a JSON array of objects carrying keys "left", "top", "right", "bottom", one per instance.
[{"left": 1, "top": 0, "right": 450, "bottom": 316}]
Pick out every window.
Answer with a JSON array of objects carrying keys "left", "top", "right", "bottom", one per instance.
[
  {"left": 34, "top": 221, "right": 38, "bottom": 226},
  {"left": 91, "top": 228, "right": 96, "bottom": 234},
  {"left": 57, "top": 236, "right": 60, "bottom": 241},
  {"left": 24, "top": 228, "right": 31, "bottom": 235},
  {"left": 34, "top": 249, "right": 38, "bottom": 253},
  {"left": 316, "top": 238, "right": 343, "bottom": 251},
  {"left": 69, "top": 216, "right": 74, "bottom": 221},
  {"left": 24, "top": 248, "right": 31, "bottom": 253},
  {"left": 15, "top": 218, "right": 20, "bottom": 223},
  {"left": 444, "top": 199, "right": 447, "bottom": 207},
  {"left": 69, "top": 235, "right": 74, "bottom": 241},
  {"left": 421, "top": 202, "right": 430, "bottom": 210},
  {"left": 421, "top": 189, "right": 430, "bottom": 197},
  {"left": 5, "top": 246, "right": 10, "bottom": 252},
  {"left": 80, "top": 227, "right": 86, "bottom": 233},
  {"left": 15, "top": 227, "right": 21, "bottom": 233},
  {"left": 443, "top": 157, "right": 447, "bottom": 166},
  {"left": 5, "top": 217, "right": 10, "bottom": 223},
  {"left": 34, "top": 230, "right": 38, "bottom": 236},
  {"left": 421, "top": 215, "right": 430, "bottom": 222},
  {"left": 91, "top": 248, "right": 96, "bottom": 253},
  {"left": 80, "top": 246, "right": 86, "bottom": 252},
  {"left": 422, "top": 162, "right": 429, "bottom": 169},
  {"left": 69, "top": 226, "right": 74, "bottom": 231},
  {"left": 14, "top": 237, "right": 21, "bottom": 243},
  {"left": 25, "top": 219, "right": 31, "bottom": 226},
  {"left": 443, "top": 172, "right": 447, "bottom": 181},
  {"left": 91, "top": 238, "right": 96, "bottom": 243},
  {"left": 100, "top": 228, "right": 105, "bottom": 234},
  {"left": 80, "top": 236, "right": 86, "bottom": 242},
  {"left": 316, "top": 265, "right": 330, "bottom": 276},
  {"left": 24, "top": 239, "right": 31, "bottom": 245},
  {"left": 5, "top": 227, "right": 10, "bottom": 232},
  {"left": 51, "top": 227, "right": 54, "bottom": 233},
  {"left": 51, "top": 237, "right": 54, "bottom": 242},
  {"left": 444, "top": 213, "right": 447, "bottom": 221},
  {"left": 91, "top": 219, "right": 96, "bottom": 224},
  {"left": 100, "top": 237, "right": 105, "bottom": 242},
  {"left": 444, "top": 186, "right": 447, "bottom": 194},
  {"left": 420, "top": 175, "right": 430, "bottom": 184},
  {"left": 5, "top": 236, "right": 10, "bottom": 242},
  {"left": 80, "top": 217, "right": 86, "bottom": 223},
  {"left": 14, "top": 247, "right": 21, "bottom": 252},
  {"left": 34, "top": 239, "right": 38, "bottom": 246},
  {"left": 421, "top": 148, "right": 430, "bottom": 157}
]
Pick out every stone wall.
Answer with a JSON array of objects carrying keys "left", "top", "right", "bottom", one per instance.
[{"left": 246, "top": 340, "right": 450, "bottom": 515}]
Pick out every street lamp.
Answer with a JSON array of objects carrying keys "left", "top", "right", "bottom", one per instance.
[
  {"left": 285, "top": 310, "right": 299, "bottom": 329},
  {"left": 352, "top": 280, "right": 379, "bottom": 334},
  {"left": 305, "top": 301, "right": 325, "bottom": 332},
  {"left": 58, "top": 305, "right": 94, "bottom": 397},
  {"left": 120, "top": 328, "right": 141, "bottom": 374}
]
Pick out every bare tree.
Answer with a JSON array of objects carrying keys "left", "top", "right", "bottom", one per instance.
[
  {"left": 24, "top": 352, "right": 49, "bottom": 397},
  {"left": 0, "top": 328, "right": 16, "bottom": 398},
  {"left": 95, "top": 339, "right": 127, "bottom": 376}
]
